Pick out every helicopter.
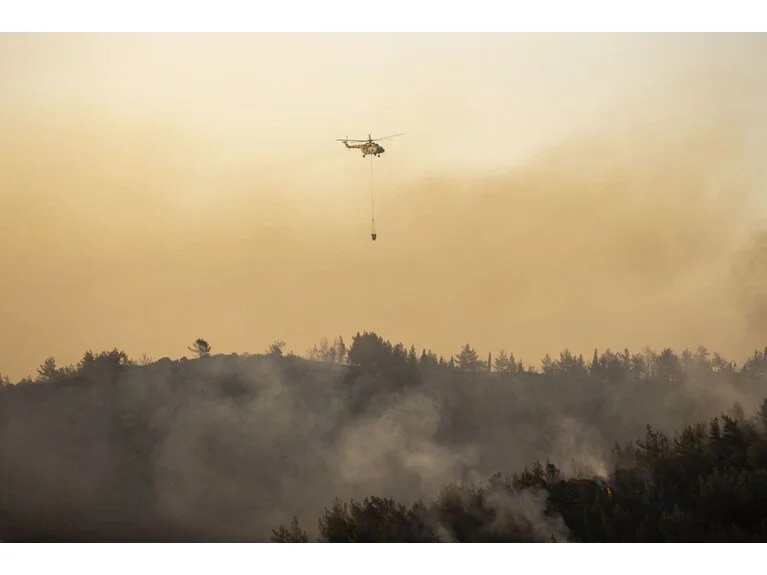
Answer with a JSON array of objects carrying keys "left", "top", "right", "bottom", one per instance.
[{"left": 336, "top": 133, "right": 403, "bottom": 158}]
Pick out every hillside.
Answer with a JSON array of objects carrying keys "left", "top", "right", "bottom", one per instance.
[{"left": 1, "top": 332, "right": 767, "bottom": 541}]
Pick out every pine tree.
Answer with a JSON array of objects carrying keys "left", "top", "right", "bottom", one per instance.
[
  {"left": 36, "top": 357, "right": 59, "bottom": 382},
  {"left": 271, "top": 516, "right": 309, "bottom": 542},
  {"left": 494, "top": 350, "right": 510, "bottom": 373},
  {"left": 188, "top": 339, "right": 211, "bottom": 358}
]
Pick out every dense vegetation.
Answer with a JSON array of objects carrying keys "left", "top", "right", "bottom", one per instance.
[
  {"left": 2, "top": 332, "right": 767, "bottom": 542},
  {"left": 273, "top": 407, "right": 767, "bottom": 542}
]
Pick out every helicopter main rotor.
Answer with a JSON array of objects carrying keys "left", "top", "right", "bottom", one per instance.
[{"left": 336, "top": 133, "right": 404, "bottom": 144}]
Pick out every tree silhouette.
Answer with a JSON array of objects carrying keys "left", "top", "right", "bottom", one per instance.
[
  {"left": 334, "top": 336, "right": 348, "bottom": 364},
  {"left": 493, "top": 350, "right": 520, "bottom": 375},
  {"left": 268, "top": 340, "right": 286, "bottom": 356},
  {"left": 308, "top": 336, "right": 348, "bottom": 363},
  {"left": 347, "top": 331, "right": 392, "bottom": 372},
  {"left": 419, "top": 348, "right": 438, "bottom": 368},
  {"left": 271, "top": 516, "right": 308, "bottom": 542},
  {"left": 455, "top": 344, "right": 481, "bottom": 373},
  {"left": 188, "top": 338, "right": 211, "bottom": 358},
  {"left": 36, "top": 357, "right": 59, "bottom": 382},
  {"left": 74, "top": 349, "right": 133, "bottom": 378},
  {"left": 315, "top": 496, "right": 438, "bottom": 542}
]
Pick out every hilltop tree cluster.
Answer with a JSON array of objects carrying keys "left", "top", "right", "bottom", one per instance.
[
  {"left": 306, "top": 336, "right": 348, "bottom": 364},
  {"left": 10, "top": 332, "right": 761, "bottom": 388}
]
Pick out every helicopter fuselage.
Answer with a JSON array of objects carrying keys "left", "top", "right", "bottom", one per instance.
[{"left": 344, "top": 141, "right": 385, "bottom": 157}]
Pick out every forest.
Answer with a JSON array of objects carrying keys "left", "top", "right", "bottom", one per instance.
[{"left": 1, "top": 331, "right": 767, "bottom": 542}]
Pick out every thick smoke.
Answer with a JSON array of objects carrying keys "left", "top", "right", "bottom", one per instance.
[
  {"left": 1, "top": 341, "right": 766, "bottom": 541},
  {"left": 3, "top": 56, "right": 767, "bottom": 540}
]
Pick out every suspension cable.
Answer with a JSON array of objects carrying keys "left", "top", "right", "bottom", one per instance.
[{"left": 370, "top": 155, "right": 376, "bottom": 240}]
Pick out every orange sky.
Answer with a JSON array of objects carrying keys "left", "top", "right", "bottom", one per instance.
[{"left": 2, "top": 33, "right": 767, "bottom": 380}]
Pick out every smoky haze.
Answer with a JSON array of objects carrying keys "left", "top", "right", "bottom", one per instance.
[
  {"left": 2, "top": 34, "right": 767, "bottom": 379},
  {"left": 2, "top": 81, "right": 767, "bottom": 378},
  {"left": 2, "top": 33, "right": 767, "bottom": 541}
]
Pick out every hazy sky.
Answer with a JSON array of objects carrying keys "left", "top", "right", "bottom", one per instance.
[{"left": 2, "top": 33, "right": 767, "bottom": 380}]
